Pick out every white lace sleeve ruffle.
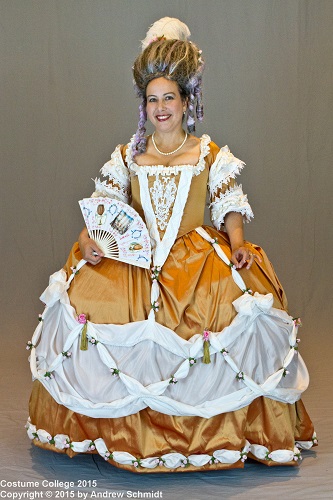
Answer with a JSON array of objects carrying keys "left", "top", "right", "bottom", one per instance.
[
  {"left": 210, "top": 184, "right": 254, "bottom": 229},
  {"left": 209, "top": 145, "right": 245, "bottom": 196},
  {"left": 209, "top": 146, "right": 253, "bottom": 228},
  {"left": 91, "top": 145, "right": 131, "bottom": 204}
]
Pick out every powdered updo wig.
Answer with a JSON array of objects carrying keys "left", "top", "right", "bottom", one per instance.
[{"left": 132, "top": 17, "right": 205, "bottom": 156}]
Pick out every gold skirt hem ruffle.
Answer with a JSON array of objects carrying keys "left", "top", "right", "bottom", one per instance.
[{"left": 28, "top": 381, "right": 316, "bottom": 473}]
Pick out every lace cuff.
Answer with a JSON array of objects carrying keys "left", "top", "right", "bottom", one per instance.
[
  {"left": 91, "top": 145, "right": 131, "bottom": 204},
  {"left": 208, "top": 146, "right": 245, "bottom": 197},
  {"left": 210, "top": 184, "right": 254, "bottom": 229}
]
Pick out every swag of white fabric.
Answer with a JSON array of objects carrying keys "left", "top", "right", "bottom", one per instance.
[{"left": 29, "top": 226, "right": 308, "bottom": 420}]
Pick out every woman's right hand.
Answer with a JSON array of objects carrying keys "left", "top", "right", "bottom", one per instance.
[{"left": 78, "top": 228, "right": 104, "bottom": 265}]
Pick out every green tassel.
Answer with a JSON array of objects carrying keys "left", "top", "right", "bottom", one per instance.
[
  {"left": 80, "top": 323, "right": 88, "bottom": 351},
  {"left": 203, "top": 341, "right": 211, "bottom": 364}
]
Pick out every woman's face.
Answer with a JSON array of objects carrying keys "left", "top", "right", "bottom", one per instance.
[{"left": 146, "top": 77, "right": 187, "bottom": 134}]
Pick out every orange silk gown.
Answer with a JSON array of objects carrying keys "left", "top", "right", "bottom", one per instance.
[{"left": 29, "top": 139, "right": 316, "bottom": 472}]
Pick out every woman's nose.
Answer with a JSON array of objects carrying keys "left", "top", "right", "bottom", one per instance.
[{"left": 157, "top": 99, "right": 166, "bottom": 110}]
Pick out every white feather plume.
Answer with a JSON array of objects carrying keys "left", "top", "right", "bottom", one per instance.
[{"left": 141, "top": 17, "right": 191, "bottom": 51}]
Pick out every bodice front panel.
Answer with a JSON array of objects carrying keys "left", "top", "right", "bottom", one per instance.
[
  {"left": 130, "top": 166, "right": 209, "bottom": 240},
  {"left": 92, "top": 134, "right": 254, "bottom": 249}
]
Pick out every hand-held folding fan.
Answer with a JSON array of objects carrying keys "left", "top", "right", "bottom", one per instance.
[{"left": 79, "top": 197, "right": 151, "bottom": 269}]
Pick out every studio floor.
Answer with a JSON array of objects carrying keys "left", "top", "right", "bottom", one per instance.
[{"left": 1, "top": 336, "right": 332, "bottom": 500}]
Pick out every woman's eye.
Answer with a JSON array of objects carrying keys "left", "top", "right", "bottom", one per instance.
[
  {"left": 148, "top": 97, "right": 157, "bottom": 102},
  {"left": 165, "top": 95, "right": 174, "bottom": 100}
]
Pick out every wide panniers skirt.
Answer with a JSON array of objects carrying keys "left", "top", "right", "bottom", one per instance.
[{"left": 28, "top": 226, "right": 316, "bottom": 472}]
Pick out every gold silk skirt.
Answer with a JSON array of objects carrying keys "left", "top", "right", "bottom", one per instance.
[{"left": 29, "top": 226, "right": 315, "bottom": 472}]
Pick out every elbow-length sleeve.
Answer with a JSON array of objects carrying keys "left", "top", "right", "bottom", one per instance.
[
  {"left": 91, "top": 145, "right": 131, "bottom": 204},
  {"left": 208, "top": 145, "right": 253, "bottom": 230}
]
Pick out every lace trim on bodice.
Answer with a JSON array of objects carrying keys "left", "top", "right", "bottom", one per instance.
[
  {"left": 126, "top": 134, "right": 211, "bottom": 233},
  {"left": 125, "top": 134, "right": 211, "bottom": 176},
  {"left": 150, "top": 175, "right": 178, "bottom": 231}
]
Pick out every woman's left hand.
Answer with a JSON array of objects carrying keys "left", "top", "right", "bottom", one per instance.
[{"left": 231, "top": 246, "right": 262, "bottom": 270}]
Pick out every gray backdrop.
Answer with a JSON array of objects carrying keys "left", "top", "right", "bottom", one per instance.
[{"left": 0, "top": 1, "right": 332, "bottom": 495}]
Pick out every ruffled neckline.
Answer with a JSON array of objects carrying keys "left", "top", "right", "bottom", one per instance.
[{"left": 125, "top": 134, "right": 211, "bottom": 177}]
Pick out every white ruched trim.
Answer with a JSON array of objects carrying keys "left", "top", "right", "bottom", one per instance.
[
  {"left": 249, "top": 444, "right": 302, "bottom": 463},
  {"left": 296, "top": 431, "right": 318, "bottom": 450},
  {"left": 126, "top": 134, "right": 211, "bottom": 176},
  {"left": 26, "top": 420, "right": 315, "bottom": 469}
]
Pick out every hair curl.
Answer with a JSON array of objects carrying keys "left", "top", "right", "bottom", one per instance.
[{"left": 132, "top": 38, "right": 205, "bottom": 156}]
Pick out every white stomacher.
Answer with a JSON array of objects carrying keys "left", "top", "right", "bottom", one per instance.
[
  {"left": 210, "top": 184, "right": 254, "bottom": 229},
  {"left": 126, "top": 134, "right": 210, "bottom": 263},
  {"left": 92, "top": 145, "right": 131, "bottom": 204},
  {"left": 137, "top": 168, "right": 192, "bottom": 268}
]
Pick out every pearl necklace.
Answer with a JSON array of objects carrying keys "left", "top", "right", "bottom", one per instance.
[{"left": 152, "top": 132, "right": 188, "bottom": 156}]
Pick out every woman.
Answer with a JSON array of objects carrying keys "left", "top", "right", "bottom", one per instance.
[{"left": 27, "top": 18, "right": 316, "bottom": 472}]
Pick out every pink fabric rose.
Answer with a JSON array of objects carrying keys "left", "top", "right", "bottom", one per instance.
[
  {"left": 203, "top": 330, "right": 210, "bottom": 342},
  {"left": 77, "top": 314, "right": 87, "bottom": 324}
]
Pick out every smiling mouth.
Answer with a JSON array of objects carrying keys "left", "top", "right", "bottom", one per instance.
[{"left": 156, "top": 115, "right": 171, "bottom": 122}]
